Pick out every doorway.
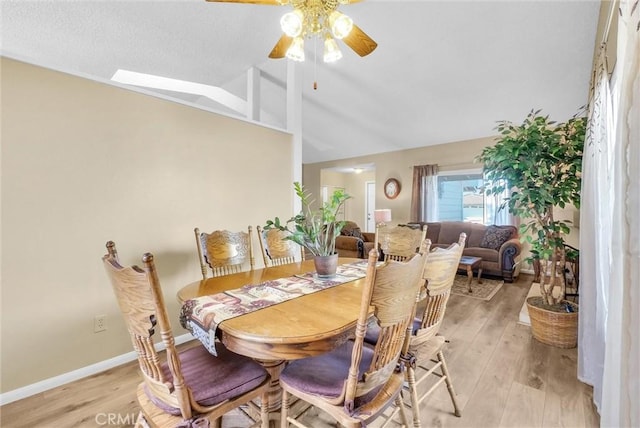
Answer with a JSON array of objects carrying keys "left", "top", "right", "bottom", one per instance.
[
  {"left": 365, "top": 181, "right": 376, "bottom": 232},
  {"left": 319, "top": 163, "right": 376, "bottom": 228}
]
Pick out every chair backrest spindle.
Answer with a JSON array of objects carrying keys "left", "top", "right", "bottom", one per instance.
[
  {"left": 414, "top": 233, "right": 466, "bottom": 345},
  {"left": 103, "top": 241, "right": 270, "bottom": 427},
  {"left": 102, "top": 243, "right": 192, "bottom": 419},
  {"left": 344, "top": 241, "right": 429, "bottom": 410}
]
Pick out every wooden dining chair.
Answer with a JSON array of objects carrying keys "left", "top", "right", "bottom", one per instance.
[
  {"left": 194, "top": 226, "right": 255, "bottom": 279},
  {"left": 375, "top": 224, "right": 427, "bottom": 262},
  {"left": 402, "top": 232, "right": 467, "bottom": 427},
  {"left": 279, "top": 243, "right": 429, "bottom": 428},
  {"left": 102, "top": 241, "right": 270, "bottom": 428},
  {"left": 256, "top": 225, "right": 304, "bottom": 267}
]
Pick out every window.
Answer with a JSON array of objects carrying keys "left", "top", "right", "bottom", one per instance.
[
  {"left": 435, "top": 170, "right": 510, "bottom": 225},
  {"left": 437, "top": 172, "right": 485, "bottom": 223}
]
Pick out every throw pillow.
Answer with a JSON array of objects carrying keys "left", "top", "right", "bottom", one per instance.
[
  {"left": 480, "top": 225, "right": 513, "bottom": 250},
  {"left": 340, "top": 225, "right": 353, "bottom": 236},
  {"left": 349, "top": 227, "right": 364, "bottom": 240},
  {"left": 340, "top": 223, "right": 363, "bottom": 239}
]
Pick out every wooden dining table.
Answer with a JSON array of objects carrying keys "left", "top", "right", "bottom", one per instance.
[{"left": 177, "top": 258, "right": 369, "bottom": 413}]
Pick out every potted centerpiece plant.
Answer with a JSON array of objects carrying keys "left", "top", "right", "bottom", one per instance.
[
  {"left": 478, "top": 109, "right": 586, "bottom": 348},
  {"left": 264, "top": 182, "right": 351, "bottom": 277}
]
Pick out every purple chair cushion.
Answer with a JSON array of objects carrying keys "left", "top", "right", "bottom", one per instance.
[
  {"left": 146, "top": 343, "right": 268, "bottom": 415},
  {"left": 364, "top": 317, "right": 421, "bottom": 345},
  {"left": 280, "top": 340, "right": 374, "bottom": 399}
]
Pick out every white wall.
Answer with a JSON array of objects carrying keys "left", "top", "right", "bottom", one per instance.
[{"left": 1, "top": 57, "right": 294, "bottom": 392}]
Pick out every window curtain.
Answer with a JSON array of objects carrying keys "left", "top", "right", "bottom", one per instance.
[
  {"left": 579, "top": 1, "right": 639, "bottom": 425},
  {"left": 601, "top": 2, "right": 639, "bottom": 425},
  {"left": 410, "top": 164, "right": 438, "bottom": 222},
  {"left": 578, "top": 43, "right": 613, "bottom": 415},
  {"left": 483, "top": 178, "right": 513, "bottom": 225}
]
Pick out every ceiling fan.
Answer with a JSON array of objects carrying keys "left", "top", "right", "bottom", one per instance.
[{"left": 206, "top": 0, "right": 377, "bottom": 63}]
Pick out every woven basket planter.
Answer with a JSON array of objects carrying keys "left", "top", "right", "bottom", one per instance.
[{"left": 526, "top": 296, "right": 578, "bottom": 348}]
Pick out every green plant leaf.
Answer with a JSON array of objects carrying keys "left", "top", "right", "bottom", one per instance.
[{"left": 477, "top": 108, "right": 585, "bottom": 300}]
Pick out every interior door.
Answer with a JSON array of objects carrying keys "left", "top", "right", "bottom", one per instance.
[{"left": 365, "top": 181, "right": 376, "bottom": 232}]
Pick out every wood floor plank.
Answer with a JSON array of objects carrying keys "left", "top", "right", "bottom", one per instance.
[
  {"left": 406, "top": 277, "right": 530, "bottom": 427},
  {"left": 439, "top": 281, "right": 530, "bottom": 408},
  {"left": 499, "top": 382, "right": 545, "bottom": 427},
  {"left": 514, "top": 330, "right": 552, "bottom": 392},
  {"left": 445, "top": 322, "right": 531, "bottom": 427},
  {"left": 542, "top": 346, "right": 593, "bottom": 427},
  {"left": 434, "top": 288, "right": 483, "bottom": 338},
  {"left": 581, "top": 382, "right": 600, "bottom": 428}
]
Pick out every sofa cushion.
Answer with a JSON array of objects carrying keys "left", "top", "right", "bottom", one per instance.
[
  {"left": 438, "top": 222, "right": 473, "bottom": 246},
  {"left": 466, "top": 223, "right": 489, "bottom": 247},
  {"left": 424, "top": 222, "right": 441, "bottom": 244},
  {"left": 463, "top": 247, "right": 499, "bottom": 263},
  {"left": 480, "top": 225, "right": 514, "bottom": 250}
]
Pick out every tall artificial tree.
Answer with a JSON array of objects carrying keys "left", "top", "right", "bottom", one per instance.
[{"left": 478, "top": 109, "right": 586, "bottom": 307}]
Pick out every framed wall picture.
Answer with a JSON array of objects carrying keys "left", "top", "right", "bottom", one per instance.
[{"left": 384, "top": 178, "right": 400, "bottom": 199}]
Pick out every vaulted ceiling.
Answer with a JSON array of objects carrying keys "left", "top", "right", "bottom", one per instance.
[{"left": 2, "top": 0, "right": 600, "bottom": 164}]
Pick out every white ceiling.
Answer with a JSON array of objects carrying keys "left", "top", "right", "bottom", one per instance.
[{"left": 1, "top": 0, "right": 600, "bottom": 164}]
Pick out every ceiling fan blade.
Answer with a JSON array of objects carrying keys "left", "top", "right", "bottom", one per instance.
[
  {"left": 269, "top": 35, "right": 293, "bottom": 59},
  {"left": 342, "top": 24, "right": 377, "bottom": 57},
  {"left": 205, "top": 0, "right": 283, "bottom": 4}
]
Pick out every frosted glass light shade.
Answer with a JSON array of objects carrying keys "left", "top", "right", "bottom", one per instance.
[
  {"left": 329, "top": 11, "right": 353, "bottom": 39},
  {"left": 286, "top": 37, "right": 305, "bottom": 62},
  {"left": 323, "top": 36, "right": 342, "bottom": 63},
  {"left": 280, "top": 10, "right": 304, "bottom": 37}
]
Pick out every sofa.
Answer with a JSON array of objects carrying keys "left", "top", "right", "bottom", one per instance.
[
  {"left": 405, "top": 221, "right": 522, "bottom": 282},
  {"left": 335, "top": 221, "right": 376, "bottom": 258}
]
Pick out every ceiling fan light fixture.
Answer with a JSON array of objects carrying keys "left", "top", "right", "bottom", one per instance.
[
  {"left": 323, "top": 36, "right": 342, "bottom": 63},
  {"left": 286, "top": 36, "right": 305, "bottom": 62},
  {"left": 280, "top": 10, "right": 304, "bottom": 37},
  {"left": 329, "top": 11, "right": 353, "bottom": 39}
]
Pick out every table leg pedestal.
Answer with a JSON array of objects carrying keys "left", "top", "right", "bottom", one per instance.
[
  {"left": 466, "top": 266, "right": 474, "bottom": 292},
  {"left": 256, "top": 359, "right": 286, "bottom": 414}
]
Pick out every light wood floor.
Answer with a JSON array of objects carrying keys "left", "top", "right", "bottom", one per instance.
[{"left": 0, "top": 274, "right": 599, "bottom": 428}]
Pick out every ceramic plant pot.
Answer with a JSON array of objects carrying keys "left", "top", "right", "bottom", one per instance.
[{"left": 314, "top": 253, "right": 339, "bottom": 278}]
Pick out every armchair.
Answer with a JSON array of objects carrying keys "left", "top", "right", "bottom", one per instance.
[{"left": 334, "top": 221, "right": 375, "bottom": 258}]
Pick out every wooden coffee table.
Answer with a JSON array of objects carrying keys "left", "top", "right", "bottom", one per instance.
[{"left": 458, "top": 256, "right": 483, "bottom": 292}]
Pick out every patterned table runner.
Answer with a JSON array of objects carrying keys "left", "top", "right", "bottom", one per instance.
[{"left": 180, "top": 261, "right": 369, "bottom": 356}]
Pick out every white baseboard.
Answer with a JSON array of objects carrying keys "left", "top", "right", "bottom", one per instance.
[{"left": 0, "top": 333, "right": 194, "bottom": 406}]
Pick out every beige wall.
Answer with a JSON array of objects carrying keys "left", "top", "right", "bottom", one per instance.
[
  {"left": 304, "top": 137, "right": 581, "bottom": 270},
  {"left": 305, "top": 136, "right": 494, "bottom": 226},
  {"left": 319, "top": 170, "right": 375, "bottom": 229},
  {"left": 1, "top": 57, "right": 294, "bottom": 392}
]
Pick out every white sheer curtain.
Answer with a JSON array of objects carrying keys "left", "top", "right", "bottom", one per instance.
[
  {"left": 578, "top": 43, "right": 613, "bottom": 413},
  {"left": 425, "top": 174, "right": 438, "bottom": 221},
  {"left": 601, "top": 2, "right": 639, "bottom": 425},
  {"left": 579, "top": 1, "right": 639, "bottom": 425},
  {"left": 483, "top": 178, "right": 512, "bottom": 225}
]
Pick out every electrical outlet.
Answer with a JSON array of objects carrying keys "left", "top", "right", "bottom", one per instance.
[{"left": 94, "top": 315, "right": 107, "bottom": 333}]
